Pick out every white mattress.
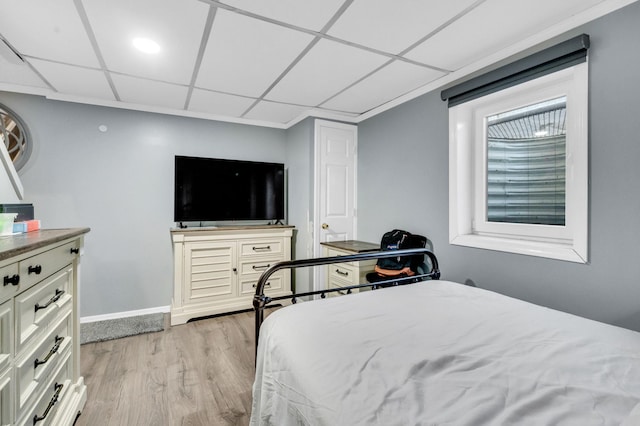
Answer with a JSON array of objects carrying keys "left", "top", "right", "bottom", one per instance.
[{"left": 250, "top": 280, "right": 640, "bottom": 425}]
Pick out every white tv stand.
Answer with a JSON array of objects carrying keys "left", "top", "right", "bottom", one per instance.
[{"left": 170, "top": 225, "right": 294, "bottom": 325}]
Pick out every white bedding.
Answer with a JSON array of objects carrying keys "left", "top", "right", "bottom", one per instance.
[{"left": 250, "top": 280, "right": 640, "bottom": 426}]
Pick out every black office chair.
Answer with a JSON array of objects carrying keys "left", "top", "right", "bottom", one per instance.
[{"left": 366, "top": 232, "right": 429, "bottom": 288}]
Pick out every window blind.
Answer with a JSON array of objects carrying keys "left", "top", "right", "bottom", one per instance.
[{"left": 441, "top": 34, "right": 589, "bottom": 108}]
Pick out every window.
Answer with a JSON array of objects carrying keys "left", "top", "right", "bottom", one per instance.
[{"left": 448, "top": 60, "right": 588, "bottom": 263}]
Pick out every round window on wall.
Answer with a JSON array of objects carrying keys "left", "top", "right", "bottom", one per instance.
[{"left": 1, "top": 103, "right": 32, "bottom": 171}]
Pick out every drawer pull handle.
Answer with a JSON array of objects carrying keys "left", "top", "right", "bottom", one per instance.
[
  {"left": 336, "top": 269, "right": 349, "bottom": 277},
  {"left": 28, "top": 264, "right": 42, "bottom": 275},
  {"left": 34, "top": 335, "right": 64, "bottom": 369},
  {"left": 252, "top": 245, "right": 271, "bottom": 251},
  {"left": 35, "top": 289, "right": 65, "bottom": 312},
  {"left": 70, "top": 247, "right": 79, "bottom": 254},
  {"left": 252, "top": 264, "right": 270, "bottom": 271},
  {"left": 253, "top": 282, "right": 271, "bottom": 288},
  {"left": 33, "top": 382, "right": 63, "bottom": 425},
  {"left": 3, "top": 274, "right": 19, "bottom": 286}
]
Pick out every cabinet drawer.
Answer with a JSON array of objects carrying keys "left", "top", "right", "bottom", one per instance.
[
  {"left": 0, "top": 300, "right": 11, "bottom": 373},
  {"left": 15, "top": 267, "right": 73, "bottom": 355},
  {"left": 329, "top": 263, "right": 356, "bottom": 284},
  {"left": 18, "top": 241, "right": 78, "bottom": 291},
  {"left": 0, "top": 263, "right": 20, "bottom": 304},
  {"left": 15, "top": 312, "right": 71, "bottom": 414},
  {"left": 240, "top": 274, "right": 283, "bottom": 295},
  {"left": 239, "top": 258, "right": 280, "bottom": 276},
  {"left": 16, "top": 352, "right": 71, "bottom": 426},
  {"left": 239, "top": 239, "right": 284, "bottom": 258},
  {"left": 0, "top": 369, "right": 12, "bottom": 426}
]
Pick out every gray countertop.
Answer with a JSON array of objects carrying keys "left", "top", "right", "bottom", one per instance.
[
  {"left": 0, "top": 228, "right": 90, "bottom": 261},
  {"left": 320, "top": 240, "right": 380, "bottom": 253}
]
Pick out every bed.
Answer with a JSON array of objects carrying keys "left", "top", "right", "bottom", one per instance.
[{"left": 250, "top": 250, "right": 640, "bottom": 425}]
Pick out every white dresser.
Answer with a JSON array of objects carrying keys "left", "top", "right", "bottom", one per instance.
[
  {"left": 0, "top": 228, "right": 89, "bottom": 426},
  {"left": 321, "top": 240, "right": 379, "bottom": 296},
  {"left": 170, "top": 226, "right": 294, "bottom": 326}
]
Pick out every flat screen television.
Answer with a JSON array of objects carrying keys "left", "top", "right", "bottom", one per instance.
[{"left": 174, "top": 156, "right": 285, "bottom": 223}]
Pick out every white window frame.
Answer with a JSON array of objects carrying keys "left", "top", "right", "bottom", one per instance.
[{"left": 449, "top": 63, "right": 588, "bottom": 263}]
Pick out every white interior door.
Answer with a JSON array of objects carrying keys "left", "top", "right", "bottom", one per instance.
[{"left": 314, "top": 120, "right": 357, "bottom": 289}]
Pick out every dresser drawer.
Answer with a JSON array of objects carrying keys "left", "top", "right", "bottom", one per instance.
[
  {"left": 240, "top": 273, "right": 283, "bottom": 295},
  {"left": 16, "top": 351, "right": 71, "bottom": 426},
  {"left": 18, "top": 241, "right": 78, "bottom": 291},
  {"left": 15, "top": 312, "right": 72, "bottom": 414},
  {"left": 0, "top": 263, "right": 20, "bottom": 304},
  {"left": 239, "top": 239, "right": 284, "bottom": 258},
  {"left": 239, "top": 258, "right": 280, "bottom": 276},
  {"left": 15, "top": 267, "right": 73, "bottom": 355},
  {"left": 329, "top": 262, "right": 356, "bottom": 284},
  {"left": 0, "top": 368, "right": 12, "bottom": 426},
  {"left": 0, "top": 300, "right": 12, "bottom": 373}
]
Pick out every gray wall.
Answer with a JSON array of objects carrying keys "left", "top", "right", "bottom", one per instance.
[
  {"left": 285, "top": 117, "right": 315, "bottom": 293},
  {"left": 358, "top": 2, "right": 640, "bottom": 332},
  {"left": 0, "top": 92, "right": 288, "bottom": 318}
]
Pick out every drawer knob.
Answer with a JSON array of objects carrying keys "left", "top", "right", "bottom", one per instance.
[
  {"left": 252, "top": 264, "right": 271, "bottom": 271},
  {"left": 70, "top": 247, "right": 80, "bottom": 254},
  {"left": 3, "top": 274, "right": 19, "bottom": 286},
  {"left": 252, "top": 245, "right": 271, "bottom": 251},
  {"left": 28, "top": 264, "right": 42, "bottom": 275},
  {"left": 335, "top": 268, "right": 349, "bottom": 277},
  {"left": 33, "top": 382, "right": 64, "bottom": 424},
  {"left": 34, "top": 289, "right": 65, "bottom": 312},
  {"left": 253, "top": 282, "right": 271, "bottom": 288}
]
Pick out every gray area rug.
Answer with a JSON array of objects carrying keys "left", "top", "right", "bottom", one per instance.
[{"left": 80, "top": 313, "right": 165, "bottom": 344}]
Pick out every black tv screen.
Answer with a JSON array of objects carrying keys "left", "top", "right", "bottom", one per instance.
[{"left": 174, "top": 156, "right": 285, "bottom": 222}]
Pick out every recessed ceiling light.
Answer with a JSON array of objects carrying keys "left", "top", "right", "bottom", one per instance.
[{"left": 132, "top": 37, "right": 160, "bottom": 54}]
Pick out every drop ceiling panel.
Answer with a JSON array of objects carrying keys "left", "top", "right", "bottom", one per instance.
[
  {"left": 196, "top": 9, "right": 313, "bottom": 98},
  {"left": 322, "top": 61, "right": 445, "bottom": 113},
  {"left": 0, "top": 58, "right": 49, "bottom": 90},
  {"left": 221, "top": 0, "right": 346, "bottom": 31},
  {"left": 111, "top": 75, "right": 188, "bottom": 109},
  {"left": 265, "top": 38, "right": 389, "bottom": 106},
  {"left": 82, "top": 0, "right": 209, "bottom": 84},
  {"left": 405, "top": 0, "right": 605, "bottom": 71},
  {"left": 188, "top": 89, "right": 256, "bottom": 117},
  {"left": 328, "top": 0, "right": 480, "bottom": 54},
  {"left": 28, "top": 59, "right": 114, "bottom": 100},
  {"left": 0, "top": 0, "right": 99, "bottom": 67},
  {"left": 243, "top": 101, "right": 308, "bottom": 124}
]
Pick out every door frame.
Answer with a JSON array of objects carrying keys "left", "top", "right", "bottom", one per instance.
[{"left": 313, "top": 119, "right": 358, "bottom": 291}]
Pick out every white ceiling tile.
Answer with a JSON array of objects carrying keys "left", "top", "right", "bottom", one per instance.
[
  {"left": 221, "top": 0, "right": 346, "bottom": 31},
  {"left": 0, "top": 57, "right": 49, "bottom": 89},
  {"left": 111, "top": 74, "right": 188, "bottom": 109},
  {"left": 188, "top": 89, "right": 256, "bottom": 117},
  {"left": 28, "top": 59, "right": 114, "bottom": 100},
  {"left": 0, "top": 0, "right": 99, "bottom": 67},
  {"left": 82, "top": 0, "right": 209, "bottom": 84},
  {"left": 265, "top": 39, "right": 389, "bottom": 106},
  {"left": 405, "top": 0, "right": 604, "bottom": 70},
  {"left": 196, "top": 9, "right": 313, "bottom": 98},
  {"left": 328, "top": 0, "right": 479, "bottom": 54},
  {"left": 243, "top": 101, "right": 308, "bottom": 124},
  {"left": 322, "top": 61, "right": 445, "bottom": 113}
]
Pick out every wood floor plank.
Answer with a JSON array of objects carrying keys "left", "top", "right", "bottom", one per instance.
[{"left": 76, "top": 310, "right": 262, "bottom": 426}]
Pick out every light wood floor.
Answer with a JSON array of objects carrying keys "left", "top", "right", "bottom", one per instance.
[{"left": 76, "top": 310, "right": 262, "bottom": 426}]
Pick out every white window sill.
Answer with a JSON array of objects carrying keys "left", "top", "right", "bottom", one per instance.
[{"left": 450, "top": 233, "right": 587, "bottom": 263}]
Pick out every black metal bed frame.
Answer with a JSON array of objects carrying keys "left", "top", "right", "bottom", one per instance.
[{"left": 253, "top": 248, "right": 441, "bottom": 355}]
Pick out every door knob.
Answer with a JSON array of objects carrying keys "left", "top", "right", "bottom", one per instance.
[{"left": 321, "top": 223, "right": 329, "bottom": 229}]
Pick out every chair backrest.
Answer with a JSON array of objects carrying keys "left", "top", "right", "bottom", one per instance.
[{"left": 376, "top": 229, "right": 427, "bottom": 272}]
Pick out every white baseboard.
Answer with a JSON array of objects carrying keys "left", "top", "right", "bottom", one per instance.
[{"left": 80, "top": 305, "right": 170, "bottom": 324}]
